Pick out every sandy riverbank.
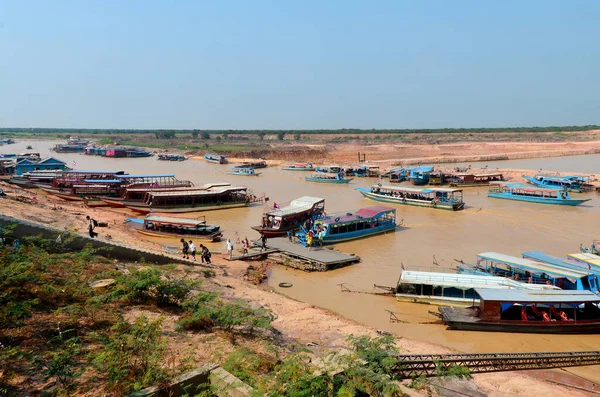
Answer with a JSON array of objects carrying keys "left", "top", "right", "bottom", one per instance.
[{"left": 0, "top": 180, "right": 595, "bottom": 396}]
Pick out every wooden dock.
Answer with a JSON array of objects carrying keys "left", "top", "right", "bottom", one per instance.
[
  {"left": 263, "top": 238, "right": 360, "bottom": 271},
  {"left": 226, "top": 248, "right": 280, "bottom": 261}
]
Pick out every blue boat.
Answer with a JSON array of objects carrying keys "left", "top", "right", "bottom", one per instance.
[
  {"left": 305, "top": 172, "right": 352, "bottom": 184},
  {"left": 228, "top": 166, "right": 261, "bottom": 176},
  {"left": 283, "top": 162, "right": 314, "bottom": 171},
  {"left": 523, "top": 174, "right": 596, "bottom": 193},
  {"left": 387, "top": 167, "right": 410, "bottom": 183},
  {"left": 458, "top": 252, "right": 600, "bottom": 294},
  {"left": 356, "top": 185, "right": 465, "bottom": 211},
  {"left": 523, "top": 251, "right": 600, "bottom": 278},
  {"left": 204, "top": 153, "right": 227, "bottom": 164},
  {"left": 158, "top": 154, "right": 186, "bottom": 161},
  {"left": 296, "top": 206, "right": 396, "bottom": 245},
  {"left": 488, "top": 182, "right": 590, "bottom": 206},
  {"left": 315, "top": 165, "right": 344, "bottom": 173},
  {"left": 351, "top": 165, "right": 380, "bottom": 177},
  {"left": 408, "top": 166, "right": 434, "bottom": 185}
]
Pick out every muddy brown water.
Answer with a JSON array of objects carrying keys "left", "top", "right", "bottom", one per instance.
[{"left": 6, "top": 141, "right": 600, "bottom": 381}]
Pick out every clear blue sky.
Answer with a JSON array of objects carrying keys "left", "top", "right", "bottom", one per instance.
[{"left": 1, "top": 1, "right": 599, "bottom": 129}]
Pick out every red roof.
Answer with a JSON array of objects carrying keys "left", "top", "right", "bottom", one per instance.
[{"left": 355, "top": 206, "right": 395, "bottom": 218}]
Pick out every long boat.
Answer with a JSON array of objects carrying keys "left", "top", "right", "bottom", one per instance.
[
  {"left": 41, "top": 182, "right": 122, "bottom": 202},
  {"left": 438, "top": 288, "right": 600, "bottom": 334},
  {"left": 305, "top": 172, "right": 352, "bottom": 184},
  {"left": 396, "top": 270, "right": 559, "bottom": 307},
  {"left": 296, "top": 206, "right": 396, "bottom": 245},
  {"left": 100, "top": 183, "right": 227, "bottom": 208},
  {"left": 523, "top": 174, "right": 596, "bottom": 193},
  {"left": 459, "top": 252, "right": 600, "bottom": 294},
  {"left": 523, "top": 251, "right": 600, "bottom": 279},
  {"left": 282, "top": 163, "right": 314, "bottom": 171},
  {"left": 228, "top": 166, "right": 261, "bottom": 176},
  {"left": 487, "top": 182, "right": 590, "bottom": 206},
  {"left": 203, "top": 153, "right": 227, "bottom": 164},
  {"left": 251, "top": 196, "right": 325, "bottom": 237},
  {"left": 316, "top": 165, "right": 344, "bottom": 173},
  {"left": 449, "top": 172, "right": 505, "bottom": 187},
  {"left": 356, "top": 185, "right": 465, "bottom": 211},
  {"left": 237, "top": 160, "right": 267, "bottom": 169},
  {"left": 157, "top": 154, "right": 186, "bottom": 161},
  {"left": 125, "top": 215, "right": 222, "bottom": 242},
  {"left": 125, "top": 185, "right": 250, "bottom": 214},
  {"left": 8, "top": 170, "right": 65, "bottom": 188},
  {"left": 408, "top": 166, "right": 434, "bottom": 185}
]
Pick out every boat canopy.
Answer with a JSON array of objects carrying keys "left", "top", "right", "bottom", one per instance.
[
  {"left": 124, "top": 186, "right": 199, "bottom": 193},
  {"left": 116, "top": 174, "right": 176, "bottom": 178},
  {"left": 475, "top": 288, "right": 600, "bottom": 304},
  {"left": 67, "top": 170, "right": 126, "bottom": 174},
  {"left": 568, "top": 253, "right": 600, "bottom": 267},
  {"left": 491, "top": 182, "right": 560, "bottom": 193},
  {"left": 321, "top": 206, "right": 395, "bottom": 224},
  {"left": 478, "top": 252, "right": 593, "bottom": 279},
  {"left": 83, "top": 179, "right": 122, "bottom": 183},
  {"left": 355, "top": 206, "right": 395, "bottom": 218},
  {"left": 374, "top": 185, "right": 462, "bottom": 193},
  {"left": 265, "top": 196, "right": 324, "bottom": 217},
  {"left": 400, "top": 271, "right": 559, "bottom": 290},
  {"left": 145, "top": 215, "right": 205, "bottom": 226},
  {"left": 148, "top": 186, "right": 246, "bottom": 197},
  {"left": 523, "top": 251, "right": 600, "bottom": 273}
]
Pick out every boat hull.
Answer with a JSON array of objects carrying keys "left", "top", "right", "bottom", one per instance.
[
  {"left": 487, "top": 192, "right": 589, "bottom": 206},
  {"left": 99, "top": 197, "right": 127, "bottom": 207},
  {"left": 84, "top": 198, "right": 111, "bottom": 207},
  {"left": 319, "top": 224, "right": 396, "bottom": 244},
  {"left": 126, "top": 219, "right": 222, "bottom": 242},
  {"left": 125, "top": 202, "right": 249, "bottom": 214},
  {"left": 40, "top": 187, "right": 85, "bottom": 201},
  {"left": 283, "top": 167, "right": 313, "bottom": 171},
  {"left": 356, "top": 188, "right": 464, "bottom": 211},
  {"left": 305, "top": 178, "right": 352, "bottom": 184}
]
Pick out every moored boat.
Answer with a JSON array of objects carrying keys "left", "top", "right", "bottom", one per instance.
[
  {"left": 356, "top": 185, "right": 464, "bottom": 211},
  {"left": 125, "top": 215, "right": 222, "bottom": 242},
  {"left": 439, "top": 288, "right": 600, "bottom": 334},
  {"left": 296, "top": 206, "right": 397, "bottom": 245},
  {"left": 100, "top": 183, "right": 226, "bottom": 208},
  {"left": 315, "top": 165, "right": 344, "bottom": 173},
  {"left": 449, "top": 172, "right": 505, "bottom": 187},
  {"left": 408, "top": 166, "right": 434, "bottom": 185},
  {"left": 251, "top": 196, "right": 325, "bottom": 237},
  {"left": 487, "top": 182, "right": 590, "bottom": 206},
  {"left": 228, "top": 166, "right": 261, "bottom": 176},
  {"left": 523, "top": 174, "right": 596, "bottom": 193},
  {"left": 238, "top": 160, "right": 267, "bottom": 169},
  {"left": 203, "top": 153, "right": 227, "bottom": 164},
  {"left": 305, "top": 172, "right": 352, "bottom": 184},
  {"left": 282, "top": 163, "right": 314, "bottom": 171},
  {"left": 158, "top": 154, "right": 186, "bottom": 161}
]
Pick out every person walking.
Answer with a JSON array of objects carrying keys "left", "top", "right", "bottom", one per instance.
[
  {"left": 226, "top": 238, "right": 234, "bottom": 259},
  {"left": 202, "top": 245, "right": 212, "bottom": 264},
  {"left": 86, "top": 215, "right": 98, "bottom": 238},
  {"left": 180, "top": 238, "right": 190, "bottom": 259},
  {"left": 243, "top": 236, "right": 249, "bottom": 255},
  {"left": 306, "top": 230, "right": 313, "bottom": 251},
  {"left": 199, "top": 244, "right": 206, "bottom": 263},
  {"left": 189, "top": 240, "right": 196, "bottom": 261},
  {"left": 260, "top": 234, "right": 267, "bottom": 251}
]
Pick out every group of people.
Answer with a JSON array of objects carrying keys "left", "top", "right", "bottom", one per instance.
[{"left": 180, "top": 238, "right": 212, "bottom": 264}]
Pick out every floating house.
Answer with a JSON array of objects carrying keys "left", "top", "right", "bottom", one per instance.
[{"left": 14, "top": 157, "right": 67, "bottom": 176}]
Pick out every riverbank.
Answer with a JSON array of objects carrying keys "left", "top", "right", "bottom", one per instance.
[{"left": 0, "top": 181, "right": 595, "bottom": 396}]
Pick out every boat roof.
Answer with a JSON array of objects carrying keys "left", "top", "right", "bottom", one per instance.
[
  {"left": 265, "top": 196, "right": 324, "bottom": 216},
  {"left": 72, "top": 184, "right": 113, "bottom": 188},
  {"left": 475, "top": 288, "right": 600, "bottom": 304},
  {"left": 567, "top": 253, "right": 600, "bottom": 267},
  {"left": 116, "top": 174, "right": 176, "bottom": 178},
  {"left": 453, "top": 172, "right": 504, "bottom": 177},
  {"left": 410, "top": 166, "right": 434, "bottom": 172},
  {"left": 320, "top": 206, "right": 395, "bottom": 224},
  {"left": 477, "top": 252, "right": 592, "bottom": 279},
  {"left": 400, "top": 271, "right": 559, "bottom": 291},
  {"left": 491, "top": 182, "right": 560, "bottom": 193},
  {"left": 83, "top": 179, "right": 122, "bottom": 183},
  {"left": 148, "top": 186, "right": 246, "bottom": 197},
  {"left": 523, "top": 251, "right": 600, "bottom": 272},
  {"left": 125, "top": 186, "right": 197, "bottom": 193},
  {"left": 145, "top": 215, "right": 206, "bottom": 226},
  {"left": 67, "top": 170, "right": 125, "bottom": 174},
  {"left": 375, "top": 185, "right": 462, "bottom": 193}
]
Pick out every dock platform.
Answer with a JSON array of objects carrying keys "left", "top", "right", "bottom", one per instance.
[
  {"left": 264, "top": 238, "right": 360, "bottom": 271},
  {"left": 226, "top": 248, "right": 280, "bottom": 261}
]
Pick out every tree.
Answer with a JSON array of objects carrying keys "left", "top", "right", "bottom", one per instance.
[
  {"left": 191, "top": 132, "right": 199, "bottom": 139},
  {"left": 201, "top": 131, "right": 210, "bottom": 140},
  {"left": 277, "top": 132, "right": 285, "bottom": 141},
  {"left": 257, "top": 132, "right": 266, "bottom": 141},
  {"left": 223, "top": 132, "right": 229, "bottom": 139},
  {"left": 294, "top": 133, "right": 301, "bottom": 141}
]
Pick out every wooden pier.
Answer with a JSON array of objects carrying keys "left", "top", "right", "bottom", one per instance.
[
  {"left": 263, "top": 238, "right": 360, "bottom": 271},
  {"left": 226, "top": 248, "right": 280, "bottom": 261}
]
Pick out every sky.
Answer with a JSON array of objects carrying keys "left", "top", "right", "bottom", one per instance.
[{"left": 1, "top": 1, "right": 599, "bottom": 130}]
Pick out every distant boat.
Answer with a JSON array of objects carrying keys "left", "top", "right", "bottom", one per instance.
[
  {"left": 251, "top": 196, "right": 325, "bottom": 237},
  {"left": 26, "top": 145, "right": 33, "bottom": 150},
  {"left": 449, "top": 172, "right": 505, "bottom": 187},
  {"left": 408, "top": 166, "right": 434, "bottom": 185},
  {"left": 305, "top": 172, "right": 352, "bottom": 184},
  {"left": 283, "top": 163, "right": 314, "bottom": 171},
  {"left": 157, "top": 154, "right": 186, "bottom": 161},
  {"left": 296, "top": 206, "right": 397, "bottom": 245},
  {"left": 228, "top": 166, "right": 261, "bottom": 176},
  {"left": 315, "top": 165, "right": 344, "bottom": 173},
  {"left": 523, "top": 174, "right": 596, "bottom": 193},
  {"left": 238, "top": 160, "right": 267, "bottom": 169},
  {"left": 125, "top": 215, "right": 222, "bottom": 242},
  {"left": 356, "top": 185, "right": 465, "bottom": 211},
  {"left": 488, "top": 182, "right": 590, "bottom": 206},
  {"left": 203, "top": 153, "right": 227, "bottom": 164}
]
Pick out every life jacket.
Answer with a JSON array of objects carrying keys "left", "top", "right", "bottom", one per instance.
[
  {"left": 542, "top": 312, "right": 550, "bottom": 322},
  {"left": 560, "top": 311, "right": 568, "bottom": 321}
]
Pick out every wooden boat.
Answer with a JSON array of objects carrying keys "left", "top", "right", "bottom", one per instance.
[
  {"left": 296, "top": 206, "right": 396, "bottom": 245},
  {"left": 237, "top": 160, "right": 267, "bottom": 169},
  {"left": 203, "top": 153, "right": 227, "bottom": 164},
  {"left": 305, "top": 172, "right": 352, "bottom": 184},
  {"left": 396, "top": 270, "right": 559, "bottom": 307},
  {"left": 438, "top": 289, "right": 600, "bottom": 334},
  {"left": 100, "top": 183, "right": 225, "bottom": 208},
  {"left": 251, "top": 196, "right": 325, "bottom": 237},
  {"left": 125, "top": 185, "right": 250, "bottom": 214},
  {"left": 41, "top": 182, "right": 121, "bottom": 202},
  {"left": 315, "top": 165, "right": 344, "bottom": 173},
  {"left": 487, "top": 182, "right": 590, "bottom": 206},
  {"left": 356, "top": 185, "right": 464, "bottom": 211},
  {"left": 349, "top": 165, "right": 380, "bottom": 177},
  {"left": 282, "top": 163, "right": 314, "bottom": 171},
  {"left": 52, "top": 144, "right": 86, "bottom": 153},
  {"left": 125, "top": 215, "right": 222, "bottom": 242},
  {"left": 408, "top": 166, "right": 434, "bottom": 185},
  {"left": 228, "top": 166, "right": 261, "bottom": 176},
  {"left": 158, "top": 154, "right": 186, "bottom": 161},
  {"left": 523, "top": 174, "right": 596, "bottom": 193},
  {"left": 458, "top": 252, "right": 600, "bottom": 294},
  {"left": 387, "top": 168, "right": 409, "bottom": 183},
  {"left": 449, "top": 172, "right": 504, "bottom": 187},
  {"left": 7, "top": 170, "right": 64, "bottom": 188}
]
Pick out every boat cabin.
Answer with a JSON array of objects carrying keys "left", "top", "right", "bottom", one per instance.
[
  {"left": 141, "top": 186, "right": 249, "bottom": 208},
  {"left": 142, "top": 215, "right": 220, "bottom": 236},
  {"left": 449, "top": 172, "right": 504, "bottom": 186},
  {"left": 256, "top": 196, "right": 325, "bottom": 235},
  {"left": 523, "top": 251, "right": 600, "bottom": 277}
]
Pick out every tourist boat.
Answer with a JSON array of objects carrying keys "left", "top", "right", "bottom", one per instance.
[
  {"left": 396, "top": 270, "right": 560, "bottom": 307},
  {"left": 458, "top": 252, "right": 600, "bottom": 294},
  {"left": 523, "top": 174, "right": 596, "bottom": 193},
  {"left": 356, "top": 185, "right": 465, "bottom": 211},
  {"left": 567, "top": 253, "right": 600, "bottom": 272},
  {"left": 203, "top": 153, "right": 227, "bottom": 164},
  {"left": 316, "top": 165, "right": 344, "bottom": 173},
  {"left": 580, "top": 240, "right": 600, "bottom": 255},
  {"left": 305, "top": 172, "right": 352, "bottom": 184},
  {"left": 34, "top": 170, "right": 128, "bottom": 190},
  {"left": 125, "top": 215, "right": 222, "bottom": 242},
  {"left": 157, "top": 154, "right": 186, "bottom": 161},
  {"left": 349, "top": 165, "right": 380, "bottom": 177},
  {"left": 237, "top": 160, "right": 267, "bottom": 169},
  {"left": 387, "top": 168, "right": 410, "bottom": 183},
  {"left": 449, "top": 172, "right": 505, "bottom": 187},
  {"left": 296, "top": 206, "right": 396, "bottom": 245},
  {"left": 52, "top": 144, "right": 86, "bottom": 153},
  {"left": 282, "top": 163, "right": 314, "bottom": 171},
  {"left": 228, "top": 166, "right": 261, "bottom": 176},
  {"left": 100, "top": 183, "right": 225, "bottom": 208},
  {"left": 523, "top": 251, "right": 600, "bottom": 277},
  {"left": 408, "top": 166, "right": 434, "bottom": 185},
  {"left": 125, "top": 185, "right": 250, "bottom": 214},
  {"left": 7, "top": 170, "right": 65, "bottom": 188},
  {"left": 487, "top": 182, "right": 590, "bottom": 206},
  {"left": 251, "top": 196, "right": 325, "bottom": 237},
  {"left": 438, "top": 288, "right": 600, "bottom": 334},
  {"left": 41, "top": 181, "right": 122, "bottom": 202}
]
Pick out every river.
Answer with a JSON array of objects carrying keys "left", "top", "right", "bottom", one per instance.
[{"left": 5, "top": 140, "right": 600, "bottom": 381}]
